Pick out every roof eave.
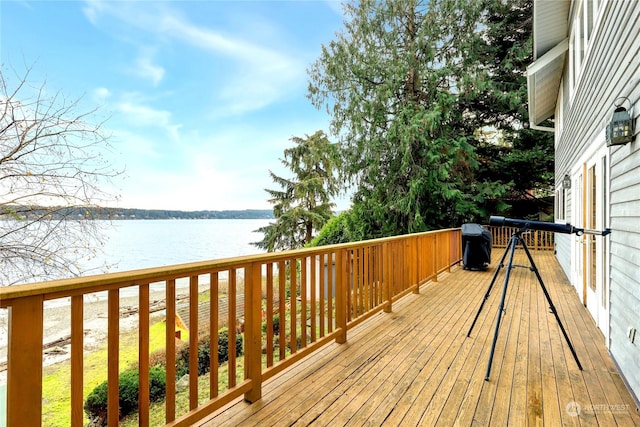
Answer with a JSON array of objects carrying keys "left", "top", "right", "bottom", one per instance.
[{"left": 527, "top": 38, "right": 569, "bottom": 127}]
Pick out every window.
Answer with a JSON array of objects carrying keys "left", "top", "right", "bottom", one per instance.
[
  {"left": 570, "top": 1, "right": 597, "bottom": 97},
  {"left": 556, "top": 187, "right": 567, "bottom": 221},
  {"left": 584, "top": 0, "right": 594, "bottom": 43},
  {"left": 556, "top": 79, "right": 564, "bottom": 144}
]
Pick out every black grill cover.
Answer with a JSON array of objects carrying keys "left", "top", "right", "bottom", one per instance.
[{"left": 462, "top": 223, "right": 492, "bottom": 270}]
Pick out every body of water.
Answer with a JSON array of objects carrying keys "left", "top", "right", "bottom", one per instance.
[{"left": 84, "top": 218, "right": 270, "bottom": 273}]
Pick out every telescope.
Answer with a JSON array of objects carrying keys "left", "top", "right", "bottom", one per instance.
[{"left": 489, "top": 216, "right": 611, "bottom": 236}]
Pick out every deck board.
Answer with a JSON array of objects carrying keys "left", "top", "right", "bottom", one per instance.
[{"left": 200, "top": 251, "right": 640, "bottom": 426}]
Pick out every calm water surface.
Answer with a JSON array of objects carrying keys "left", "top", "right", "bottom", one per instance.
[{"left": 85, "top": 218, "right": 270, "bottom": 273}]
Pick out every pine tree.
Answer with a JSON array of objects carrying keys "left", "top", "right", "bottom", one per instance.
[{"left": 254, "top": 131, "right": 341, "bottom": 251}]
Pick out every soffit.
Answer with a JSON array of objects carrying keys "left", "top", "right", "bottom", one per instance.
[
  {"left": 528, "top": 0, "right": 571, "bottom": 126},
  {"left": 533, "top": 0, "right": 571, "bottom": 60},
  {"left": 527, "top": 39, "right": 569, "bottom": 126}
]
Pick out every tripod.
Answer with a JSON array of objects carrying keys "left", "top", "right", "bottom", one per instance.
[{"left": 466, "top": 226, "right": 583, "bottom": 381}]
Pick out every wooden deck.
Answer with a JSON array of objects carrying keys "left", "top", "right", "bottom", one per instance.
[{"left": 200, "top": 250, "right": 640, "bottom": 426}]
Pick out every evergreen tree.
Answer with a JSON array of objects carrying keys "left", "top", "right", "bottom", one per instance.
[
  {"left": 254, "top": 131, "right": 341, "bottom": 252},
  {"left": 308, "top": 0, "right": 484, "bottom": 237},
  {"left": 461, "top": 0, "right": 554, "bottom": 216}
]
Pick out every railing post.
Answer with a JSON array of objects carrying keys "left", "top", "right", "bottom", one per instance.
[
  {"left": 244, "top": 262, "right": 263, "bottom": 403},
  {"left": 7, "top": 295, "right": 44, "bottom": 427},
  {"left": 335, "top": 249, "right": 347, "bottom": 343}
]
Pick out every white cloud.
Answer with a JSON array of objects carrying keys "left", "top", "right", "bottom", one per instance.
[
  {"left": 133, "top": 51, "right": 165, "bottom": 86},
  {"left": 161, "top": 15, "right": 303, "bottom": 115},
  {"left": 93, "top": 87, "right": 111, "bottom": 100},
  {"left": 117, "top": 101, "right": 181, "bottom": 141},
  {"left": 323, "top": 0, "right": 345, "bottom": 16},
  {"left": 81, "top": 0, "right": 305, "bottom": 117}
]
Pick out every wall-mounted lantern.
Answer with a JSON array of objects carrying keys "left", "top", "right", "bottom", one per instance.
[
  {"left": 606, "top": 98, "right": 634, "bottom": 146},
  {"left": 562, "top": 173, "right": 571, "bottom": 189}
]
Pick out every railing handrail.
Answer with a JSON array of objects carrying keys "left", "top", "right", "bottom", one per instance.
[{"left": 0, "top": 227, "right": 461, "bottom": 305}]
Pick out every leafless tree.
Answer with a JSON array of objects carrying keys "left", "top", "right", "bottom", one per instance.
[{"left": 0, "top": 66, "right": 121, "bottom": 285}]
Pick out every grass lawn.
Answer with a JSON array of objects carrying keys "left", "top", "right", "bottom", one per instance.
[{"left": 42, "top": 319, "right": 166, "bottom": 426}]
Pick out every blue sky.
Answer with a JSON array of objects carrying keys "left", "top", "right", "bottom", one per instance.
[{"left": 1, "top": 0, "right": 347, "bottom": 211}]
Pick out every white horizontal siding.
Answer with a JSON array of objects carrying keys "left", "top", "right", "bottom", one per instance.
[
  {"left": 554, "top": 233, "right": 571, "bottom": 278},
  {"left": 554, "top": 0, "right": 640, "bottom": 401}
]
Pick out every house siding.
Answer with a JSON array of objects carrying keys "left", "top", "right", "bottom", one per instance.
[
  {"left": 555, "top": 233, "right": 571, "bottom": 278},
  {"left": 609, "top": 142, "right": 640, "bottom": 397},
  {"left": 555, "top": 0, "right": 640, "bottom": 400}
]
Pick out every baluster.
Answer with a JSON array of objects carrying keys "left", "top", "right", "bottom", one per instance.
[
  {"left": 210, "top": 272, "right": 219, "bottom": 398},
  {"left": 165, "top": 279, "right": 176, "bottom": 423},
  {"left": 335, "top": 249, "right": 347, "bottom": 344},
  {"left": 300, "top": 257, "right": 307, "bottom": 347},
  {"left": 265, "top": 264, "right": 274, "bottom": 367},
  {"left": 310, "top": 256, "right": 317, "bottom": 343},
  {"left": 383, "top": 242, "right": 392, "bottom": 313},
  {"left": 139, "top": 283, "right": 150, "bottom": 425},
  {"left": 289, "top": 260, "right": 297, "bottom": 354},
  {"left": 278, "top": 261, "right": 286, "bottom": 360},
  {"left": 189, "top": 275, "right": 199, "bottom": 410},
  {"left": 228, "top": 269, "right": 237, "bottom": 387},
  {"left": 327, "top": 253, "right": 333, "bottom": 332},
  {"left": 319, "top": 253, "right": 326, "bottom": 336}
]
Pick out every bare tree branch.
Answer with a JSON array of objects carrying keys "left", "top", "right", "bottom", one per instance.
[{"left": 0, "top": 65, "right": 121, "bottom": 285}]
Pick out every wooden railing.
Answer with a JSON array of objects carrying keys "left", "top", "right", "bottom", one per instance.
[
  {"left": 488, "top": 226, "right": 555, "bottom": 251},
  {"left": 0, "top": 228, "right": 461, "bottom": 426}
]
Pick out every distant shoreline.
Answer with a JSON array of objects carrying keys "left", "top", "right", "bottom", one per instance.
[{"left": 1, "top": 207, "right": 275, "bottom": 221}]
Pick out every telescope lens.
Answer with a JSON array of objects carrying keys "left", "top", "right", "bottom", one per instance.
[{"left": 489, "top": 216, "right": 506, "bottom": 227}]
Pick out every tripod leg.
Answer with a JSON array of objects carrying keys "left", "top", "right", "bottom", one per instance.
[
  {"left": 485, "top": 235, "right": 519, "bottom": 381},
  {"left": 467, "top": 238, "right": 512, "bottom": 337},
  {"left": 520, "top": 242, "right": 583, "bottom": 370}
]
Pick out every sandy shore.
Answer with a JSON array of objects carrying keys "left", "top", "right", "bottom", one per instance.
[{"left": 0, "top": 284, "right": 209, "bottom": 386}]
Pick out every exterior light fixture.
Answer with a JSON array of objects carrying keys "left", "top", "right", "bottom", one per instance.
[
  {"left": 606, "top": 97, "right": 635, "bottom": 146},
  {"left": 562, "top": 173, "right": 571, "bottom": 189}
]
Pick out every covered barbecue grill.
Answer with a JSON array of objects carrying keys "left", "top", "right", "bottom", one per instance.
[{"left": 462, "top": 223, "right": 492, "bottom": 270}]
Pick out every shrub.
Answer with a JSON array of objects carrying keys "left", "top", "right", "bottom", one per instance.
[
  {"left": 175, "top": 327, "right": 244, "bottom": 379},
  {"left": 262, "top": 314, "right": 280, "bottom": 335},
  {"left": 84, "top": 381, "right": 108, "bottom": 423},
  {"left": 217, "top": 327, "right": 244, "bottom": 364},
  {"left": 308, "top": 211, "right": 353, "bottom": 246},
  {"left": 84, "top": 366, "right": 167, "bottom": 425},
  {"left": 148, "top": 347, "right": 167, "bottom": 368}
]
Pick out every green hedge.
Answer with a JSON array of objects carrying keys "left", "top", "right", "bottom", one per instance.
[{"left": 84, "top": 366, "right": 166, "bottom": 425}]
